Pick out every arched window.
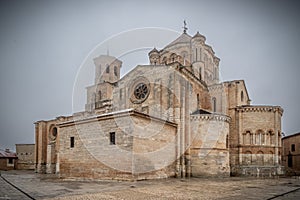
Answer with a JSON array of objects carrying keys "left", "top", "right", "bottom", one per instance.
[
  {"left": 199, "top": 48, "right": 202, "bottom": 61},
  {"left": 52, "top": 127, "right": 57, "bottom": 138},
  {"left": 170, "top": 53, "right": 176, "bottom": 63},
  {"left": 199, "top": 67, "right": 202, "bottom": 80},
  {"left": 214, "top": 67, "right": 217, "bottom": 80},
  {"left": 269, "top": 130, "right": 275, "bottom": 145},
  {"left": 106, "top": 64, "right": 110, "bottom": 73},
  {"left": 98, "top": 91, "right": 102, "bottom": 101},
  {"left": 162, "top": 57, "right": 167, "bottom": 65},
  {"left": 114, "top": 66, "right": 118, "bottom": 76},
  {"left": 261, "top": 132, "right": 265, "bottom": 145},
  {"left": 278, "top": 131, "right": 281, "bottom": 147},
  {"left": 241, "top": 91, "right": 244, "bottom": 102},
  {"left": 197, "top": 94, "right": 200, "bottom": 109},
  {"left": 212, "top": 97, "right": 216, "bottom": 112},
  {"left": 226, "top": 135, "right": 229, "bottom": 148},
  {"left": 244, "top": 131, "right": 251, "bottom": 145},
  {"left": 195, "top": 48, "right": 198, "bottom": 61},
  {"left": 256, "top": 130, "right": 263, "bottom": 145},
  {"left": 181, "top": 51, "right": 188, "bottom": 65}
]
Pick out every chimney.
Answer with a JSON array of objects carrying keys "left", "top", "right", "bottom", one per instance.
[{"left": 5, "top": 148, "right": 10, "bottom": 153}]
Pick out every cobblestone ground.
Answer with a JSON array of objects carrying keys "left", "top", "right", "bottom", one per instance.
[{"left": 1, "top": 170, "right": 300, "bottom": 200}]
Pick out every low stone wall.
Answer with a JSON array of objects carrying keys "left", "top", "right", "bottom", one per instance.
[
  {"left": 231, "top": 165, "right": 284, "bottom": 177},
  {"left": 16, "top": 162, "right": 35, "bottom": 170}
]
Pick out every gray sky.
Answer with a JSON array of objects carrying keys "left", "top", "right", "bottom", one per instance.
[{"left": 0, "top": 0, "right": 300, "bottom": 151}]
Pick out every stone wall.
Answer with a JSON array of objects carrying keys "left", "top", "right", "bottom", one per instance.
[
  {"left": 230, "top": 106, "right": 284, "bottom": 176},
  {"left": 282, "top": 133, "right": 300, "bottom": 175},
  {"left": 189, "top": 114, "right": 230, "bottom": 177},
  {"left": 58, "top": 110, "right": 177, "bottom": 180},
  {"left": 35, "top": 116, "right": 72, "bottom": 174},
  {"left": 16, "top": 144, "right": 35, "bottom": 170},
  {"left": 0, "top": 159, "right": 16, "bottom": 170}
]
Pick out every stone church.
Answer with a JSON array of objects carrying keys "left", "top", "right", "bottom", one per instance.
[{"left": 35, "top": 27, "right": 284, "bottom": 180}]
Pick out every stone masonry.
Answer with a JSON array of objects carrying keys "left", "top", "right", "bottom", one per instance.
[{"left": 34, "top": 26, "right": 284, "bottom": 180}]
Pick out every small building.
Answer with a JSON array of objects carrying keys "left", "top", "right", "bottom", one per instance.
[
  {"left": 15, "top": 144, "right": 35, "bottom": 170},
  {"left": 282, "top": 132, "right": 300, "bottom": 175},
  {"left": 0, "top": 148, "right": 17, "bottom": 170}
]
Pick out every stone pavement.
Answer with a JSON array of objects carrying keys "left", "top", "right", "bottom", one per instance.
[
  {"left": 0, "top": 173, "right": 32, "bottom": 200},
  {"left": 0, "top": 170, "right": 300, "bottom": 200}
]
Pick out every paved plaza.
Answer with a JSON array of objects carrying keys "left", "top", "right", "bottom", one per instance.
[{"left": 0, "top": 170, "right": 300, "bottom": 200}]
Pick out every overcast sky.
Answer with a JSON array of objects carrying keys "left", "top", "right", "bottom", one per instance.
[{"left": 0, "top": 0, "right": 300, "bottom": 151}]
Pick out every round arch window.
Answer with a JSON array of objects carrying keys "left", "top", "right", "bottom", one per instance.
[
  {"left": 49, "top": 127, "right": 58, "bottom": 141},
  {"left": 52, "top": 127, "right": 57, "bottom": 137}
]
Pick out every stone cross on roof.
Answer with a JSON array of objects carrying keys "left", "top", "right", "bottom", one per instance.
[{"left": 183, "top": 20, "right": 188, "bottom": 33}]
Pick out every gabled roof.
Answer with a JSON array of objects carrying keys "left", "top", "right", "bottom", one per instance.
[
  {"left": 0, "top": 149, "right": 17, "bottom": 158},
  {"left": 164, "top": 33, "right": 192, "bottom": 48},
  {"left": 282, "top": 132, "right": 300, "bottom": 140}
]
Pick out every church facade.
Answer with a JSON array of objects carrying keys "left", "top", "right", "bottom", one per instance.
[{"left": 35, "top": 28, "right": 284, "bottom": 180}]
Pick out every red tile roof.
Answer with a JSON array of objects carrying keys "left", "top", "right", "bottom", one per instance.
[{"left": 0, "top": 149, "right": 17, "bottom": 158}]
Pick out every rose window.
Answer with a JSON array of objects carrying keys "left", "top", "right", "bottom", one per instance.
[{"left": 134, "top": 83, "right": 148, "bottom": 100}]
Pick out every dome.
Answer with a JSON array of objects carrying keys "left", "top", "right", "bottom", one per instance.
[
  {"left": 192, "top": 31, "right": 206, "bottom": 42},
  {"left": 148, "top": 47, "right": 159, "bottom": 54}
]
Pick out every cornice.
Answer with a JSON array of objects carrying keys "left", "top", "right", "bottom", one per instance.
[
  {"left": 235, "top": 106, "right": 283, "bottom": 115},
  {"left": 190, "top": 113, "right": 231, "bottom": 123}
]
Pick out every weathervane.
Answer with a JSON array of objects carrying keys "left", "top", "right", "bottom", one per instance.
[{"left": 183, "top": 20, "right": 188, "bottom": 33}]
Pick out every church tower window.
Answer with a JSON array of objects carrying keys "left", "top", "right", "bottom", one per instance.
[
  {"left": 226, "top": 135, "right": 229, "bottom": 148},
  {"left": 241, "top": 91, "right": 244, "bottom": 102},
  {"left": 197, "top": 94, "right": 200, "bottom": 109},
  {"left": 119, "top": 89, "right": 123, "bottom": 100},
  {"left": 199, "top": 67, "right": 202, "bottom": 80},
  {"left": 212, "top": 97, "right": 216, "bottom": 112},
  {"left": 214, "top": 67, "right": 217, "bottom": 80},
  {"left": 106, "top": 64, "right": 109, "bottom": 73},
  {"left": 114, "top": 66, "right": 118, "bottom": 76},
  {"left": 98, "top": 91, "right": 102, "bottom": 101},
  {"left": 199, "top": 48, "right": 202, "bottom": 61}
]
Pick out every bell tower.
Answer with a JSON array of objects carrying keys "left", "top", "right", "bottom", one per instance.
[
  {"left": 191, "top": 32, "right": 206, "bottom": 81},
  {"left": 93, "top": 55, "right": 122, "bottom": 84},
  {"left": 85, "top": 55, "right": 122, "bottom": 113}
]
